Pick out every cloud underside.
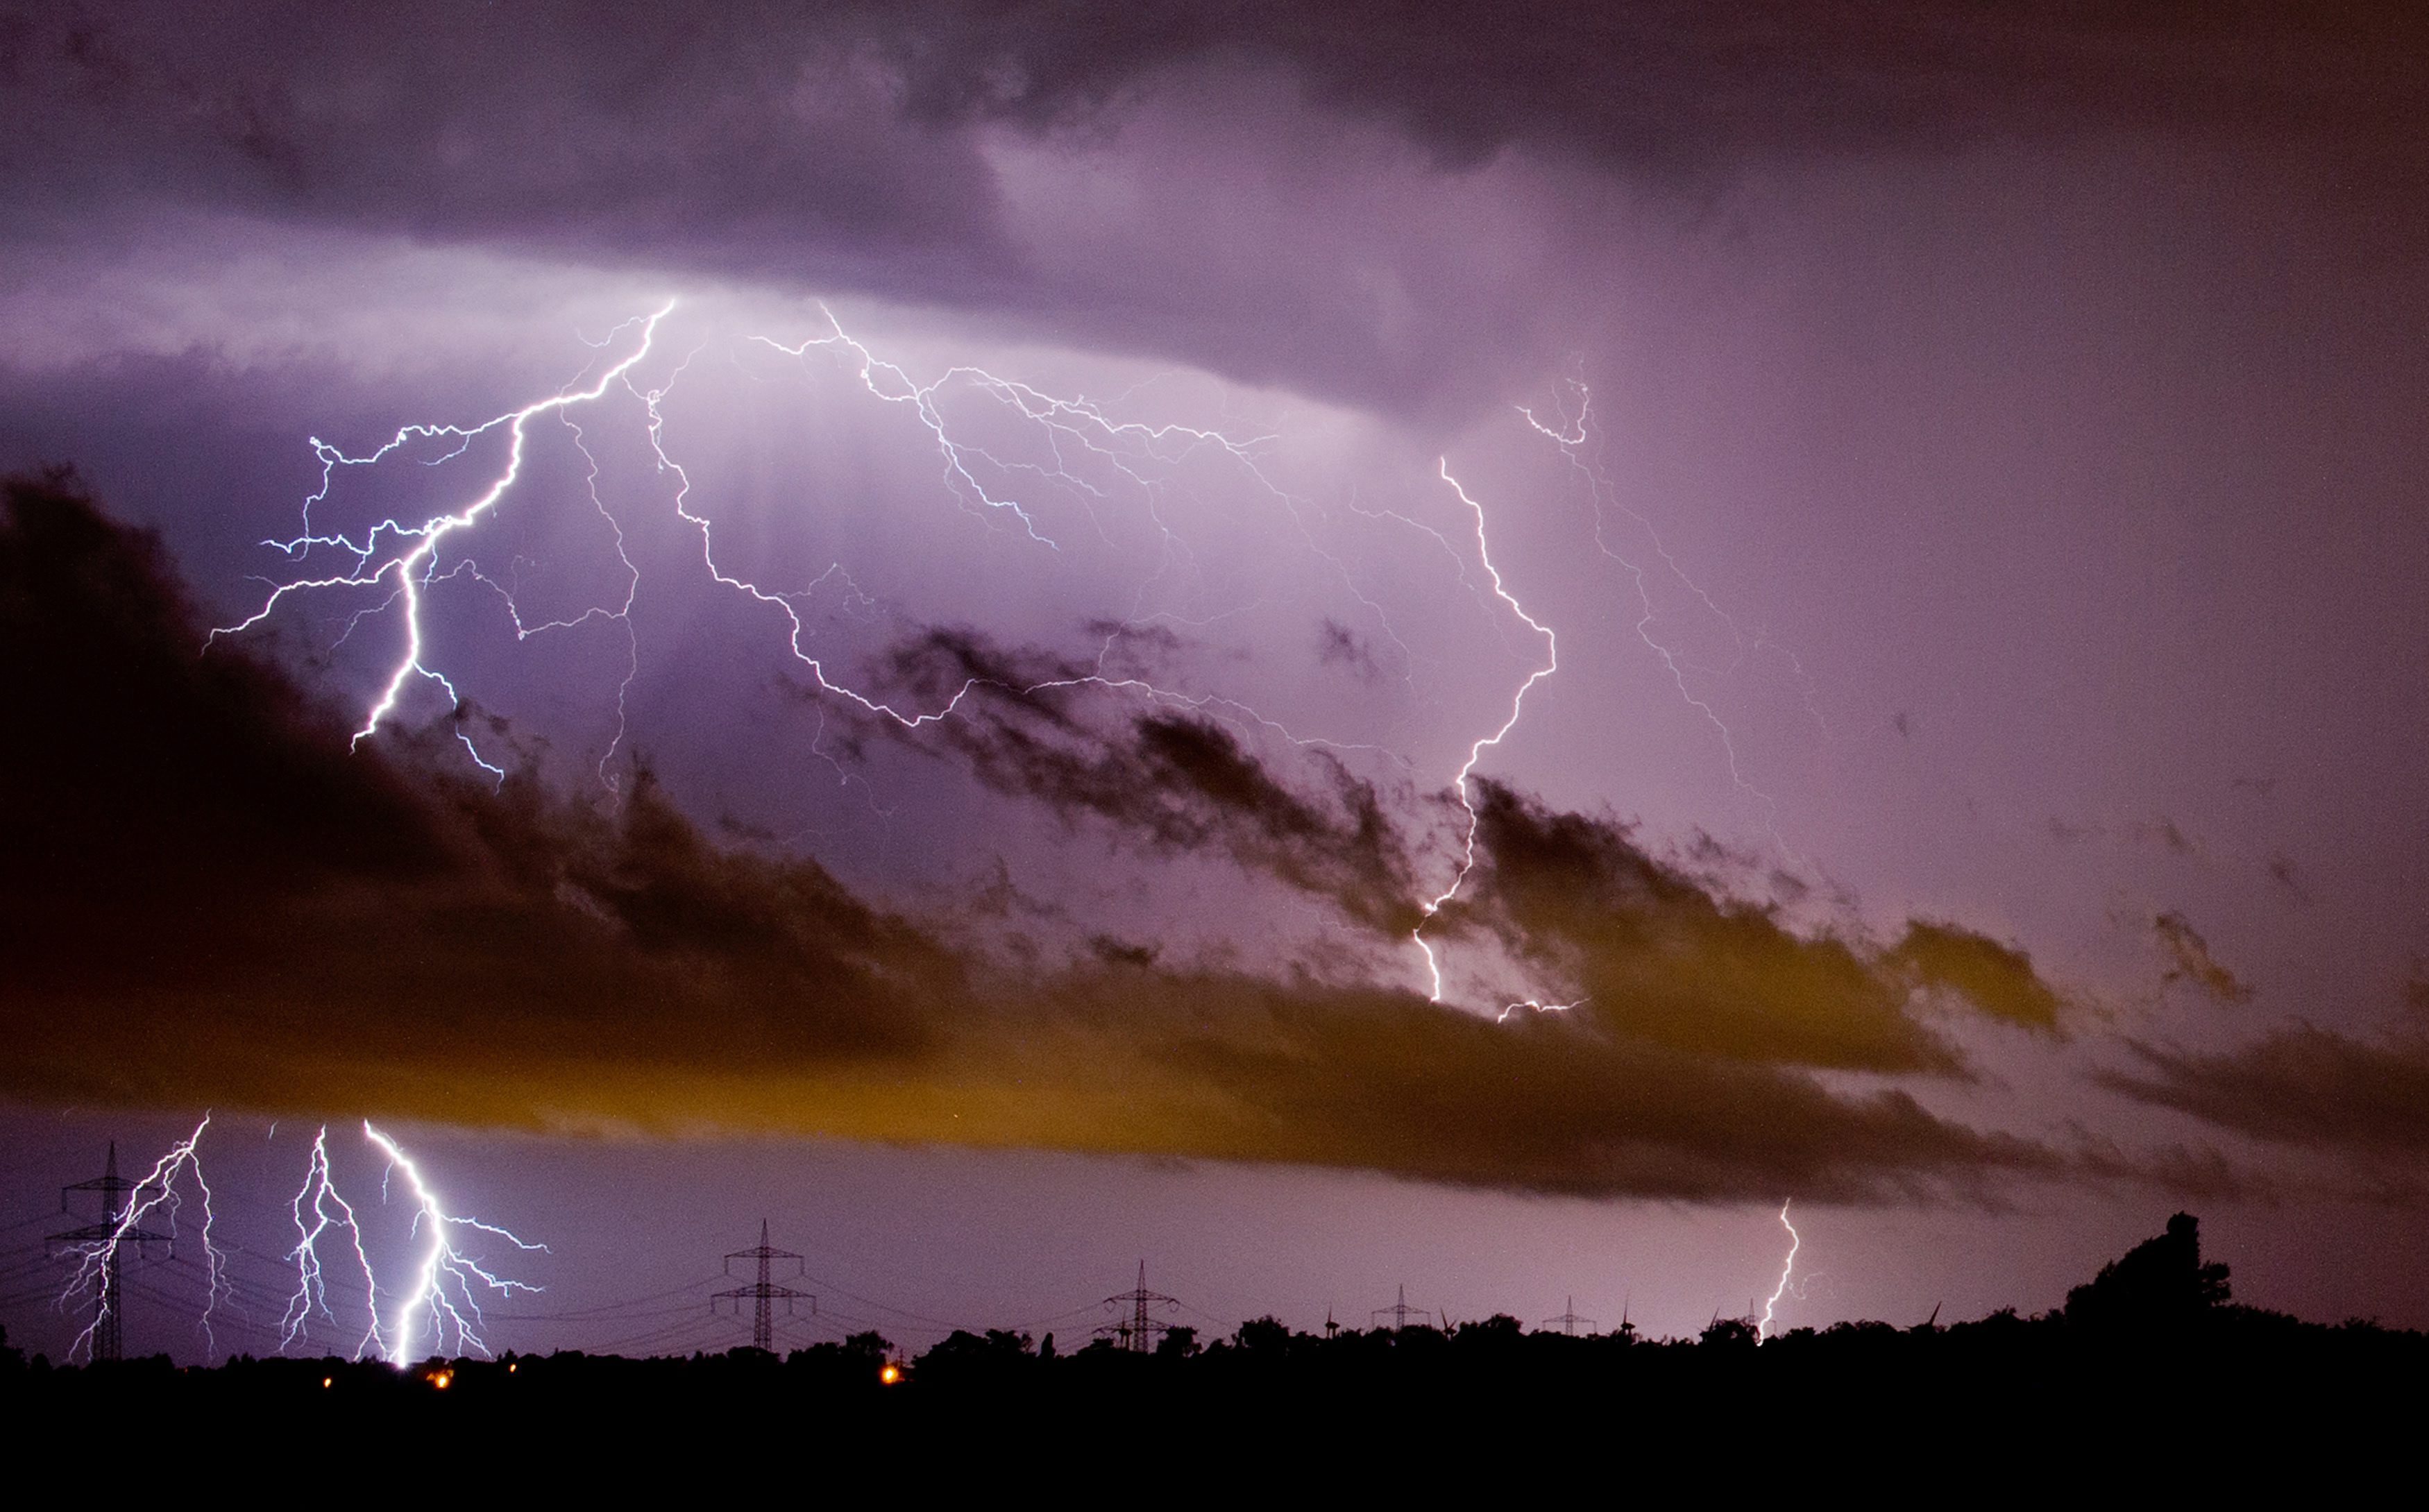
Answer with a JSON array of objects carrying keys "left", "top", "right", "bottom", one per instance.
[
  {"left": 8, "top": 5, "right": 2423, "bottom": 419},
  {"left": 3, "top": 474, "right": 2067, "bottom": 1201},
  {"left": 2108, "top": 1026, "right": 2429, "bottom": 1157}
]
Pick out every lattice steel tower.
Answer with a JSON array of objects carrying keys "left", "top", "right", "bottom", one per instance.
[
  {"left": 714, "top": 1220, "right": 813, "bottom": 1352},
  {"left": 49, "top": 1143, "right": 173, "bottom": 1362},
  {"left": 1099, "top": 1261, "right": 1179, "bottom": 1352},
  {"left": 1372, "top": 1284, "right": 1434, "bottom": 1331},
  {"left": 1541, "top": 1296, "right": 1598, "bottom": 1336}
]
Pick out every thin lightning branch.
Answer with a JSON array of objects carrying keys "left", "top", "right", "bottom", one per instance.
[
  {"left": 1412, "top": 460, "right": 1559, "bottom": 1003},
  {"left": 1757, "top": 1199, "right": 1800, "bottom": 1342},
  {"left": 230, "top": 304, "right": 1589, "bottom": 1017},
  {"left": 1496, "top": 996, "right": 1586, "bottom": 1025},
  {"left": 748, "top": 308, "right": 1430, "bottom": 701},
  {"left": 362, "top": 1122, "right": 546, "bottom": 1366},
  {"left": 215, "top": 304, "right": 675, "bottom": 762},
  {"left": 282, "top": 1125, "right": 381, "bottom": 1358},
  {"left": 1522, "top": 379, "right": 1822, "bottom": 863},
  {"left": 634, "top": 314, "right": 1414, "bottom": 768},
  {"left": 56, "top": 1116, "right": 226, "bottom": 1361}
]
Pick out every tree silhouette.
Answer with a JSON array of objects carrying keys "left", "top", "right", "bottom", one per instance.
[{"left": 2064, "top": 1213, "right": 2231, "bottom": 1335}]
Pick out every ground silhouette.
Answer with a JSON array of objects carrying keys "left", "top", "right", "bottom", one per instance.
[{"left": 6, "top": 1213, "right": 2418, "bottom": 1484}]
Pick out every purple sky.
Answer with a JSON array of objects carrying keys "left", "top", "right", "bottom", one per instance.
[{"left": 3, "top": 3, "right": 2427, "bottom": 1362}]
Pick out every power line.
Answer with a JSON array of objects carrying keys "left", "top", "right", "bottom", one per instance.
[
  {"left": 1541, "top": 1296, "right": 1598, "bottom": 1336},
  {"left": 1097, "top": 1260, "right": 1180, "bottom": 1353},
  {"left": 49, "top": 1142, "right": 174, "bottom": 1362},
  {"left": 1372, "top": 1284, "right": 1434, "bottom": 1332},
  {"left": 713, "top": 1219, "right": 813, "bottom": 1352}
]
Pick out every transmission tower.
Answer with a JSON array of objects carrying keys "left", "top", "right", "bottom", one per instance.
[
  {"left": 1540, "top": 1296, "right": 1598, "bottom": 1336},
  {"left": 713, "top": 1219, "right": 813, "bottom": 1352},
  {"left": 1097, "top": 1261, "right": 1179, "bottom": 1352},
  {"left": 49, "top": 1143, "right": 172, "bottom": 1362},
  {"left": 1371, "top": 1283, "right": 1433, "bottom": 1332}
]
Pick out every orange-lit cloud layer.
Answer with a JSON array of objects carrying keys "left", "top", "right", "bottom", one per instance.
[{"left": 2, "top": 473, "right": 2087, "bottom": 1201}]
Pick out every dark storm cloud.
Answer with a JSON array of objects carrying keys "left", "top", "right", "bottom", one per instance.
[
  {"left": 1446, "top": 784, "right": 2068, "bottom": 1073},
  {"left": 967, "top": 967, "right": 2058, "bottom": 1202},
  {"left": 22, "top": 1, "right": 2418, "bottom": 253},
  {"left": 1, "top": 0, "right": 1014, "bottom": 286},
  {"left": 1884, "top": 920, "right": 2070, "bottom": 1036},
  {"left": 872, "top": 625, "right": 1421, "bottom": 936},
  {"left": 0, "top": 469, "right": 956, "bottom": 1116},
  {"left": 12, "top": 2, "right": 2425, "bottom": 423},
  {"left": 0, "top": 473, "right": 2076, "bottom": 1200},
  {"left": 879, "top": 1, "right": 2429, "bottom": 169},
  {"left": 2151, "top": 910, "right": 2255, "bottom": 1005},
  {"left": 862, "top": 627, "right": 2080, "bottom": 1074},
  {"left": 2106, "top": 1025, "right": 2429, "bottom": 1160}
]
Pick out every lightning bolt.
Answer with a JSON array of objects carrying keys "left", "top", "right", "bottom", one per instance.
[
  {"left": 1496, "top": 996, "right": 1586, "bottom": 1025},
  {"left": 361, "top": 1121, "right": 546, "bottom": 1366},
  {"left": 657, "top": 307, "right": 1434, "bottom": 760},
  {"left": 55, "top": 1115, "right": 226, "bottom": 1361},
  {"left": 226, "top": 303, "right": 1584, "bottom": 1016},
  {"left": 214, "top": 303, "right": 675, "bottom": 774},
  {"left": 1757, "top": 1198, "right": 1800, "bottom": 1342},
  {"left": 1412, "top": 460, "right": 1559, "bottom": 1003},
  {"left": 282, "top": 1124, "right": 382, "bottom": 1358}
]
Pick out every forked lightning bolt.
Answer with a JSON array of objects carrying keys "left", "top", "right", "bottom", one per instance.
[
  {"left": 228, "top": 303, "right": 1577, "bottom": 1014},
  {"left": 55, "top": 1116, "right": 226, "bottom": 1361},
  {"left": 362, "top": 1122, "right": 546, "bottom": 1365},
  {"left": 282, "top": 1124, "right": 380, "bottom": 1356},
  {"left": 216, "top": 304, "right": 675, "bottom": 778}
]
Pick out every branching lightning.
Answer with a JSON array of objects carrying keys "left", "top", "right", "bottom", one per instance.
[
  {"left": 361, "top": 1122, "right": 547, "bottom": 1365},
  {"left": 215, "top": 304, "right": 675, "bottom": 776},
  {"left": 1521, "top": 378, "right": 1821, "bottom": 863},
  {"left": 1496, "top": 996, "right": 1586, "bottom": 1025},
  {"left": 282, "top": 1124, "right": 380, "bottom": 1357},
  {"left": 54, "top": 1115, "right": 226, "bottom": 1361},
  {"left": 226, "top": 303, "right": 1589, "bottom": 1014}
]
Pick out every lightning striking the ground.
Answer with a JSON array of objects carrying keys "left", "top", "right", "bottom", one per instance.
[
  {"left": 44, "top": 1120, "right": 544, "bottom": 1367},
  {"left": 281, "top": 1125, "right": 380, "bottom": 1357},
  {"left": 362, "top": 1122, "right": 547, "bottom": 1366},
  {"left": 53, "top": 1115, "right": 226, "bottom": 1361},
  {"left": 1757, "top": 1200, "right": 1801, "bottom": 1342}
]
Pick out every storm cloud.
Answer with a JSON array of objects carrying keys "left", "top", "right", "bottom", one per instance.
[
  {"left": 12, "top": 2, "right": 2423, "bottom": 421},
  {"left": 0, "top": 471, "right": 2085, "bottom": 1201}
]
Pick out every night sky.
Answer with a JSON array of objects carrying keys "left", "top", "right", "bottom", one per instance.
[{"left": 4, "top": 1, "right": 2428, "bottom": 1364}]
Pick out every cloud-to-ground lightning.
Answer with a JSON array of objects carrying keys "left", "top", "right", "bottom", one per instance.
[
  {"left": 281, "top": 1124, "right": 380, "bottom": 1357},
  {"left": 1412, "top": 461, "right": 1560, "bottom": 1002},
  {"left": 361, "top": 1122, "right": 546, "bottom": 1365},
  {"left": 53, "top": 1115, "right": 226, "bottom": 1361},
  {"left": 1757, "top": 1200, "right": 1801, "bottom": 1342}
]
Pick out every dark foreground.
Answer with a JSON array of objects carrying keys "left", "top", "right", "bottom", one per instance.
[{"left": 6, "top": 1216, "right": 2423, "bottom": 1486}]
